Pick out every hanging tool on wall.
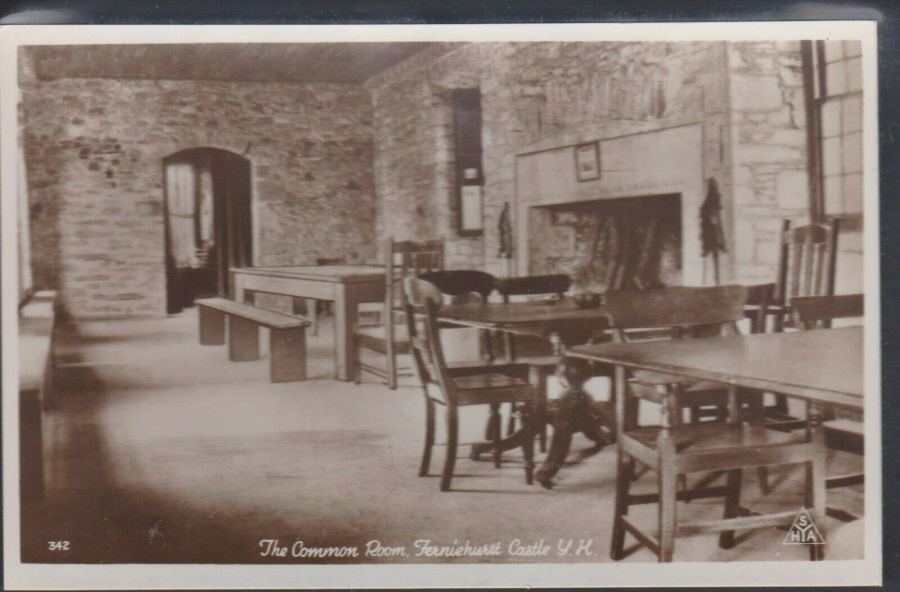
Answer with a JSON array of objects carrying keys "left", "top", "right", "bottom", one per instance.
[
  {"left": 498, "top": 201, "right": 514, "bottom": 277},
  {"left": 700, "top": 177, "right": 727, "bottom": 285}
]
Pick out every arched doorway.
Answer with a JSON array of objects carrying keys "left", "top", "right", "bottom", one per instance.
[{"left": 163, "top": 148, "right": 252, "bottom": 314}]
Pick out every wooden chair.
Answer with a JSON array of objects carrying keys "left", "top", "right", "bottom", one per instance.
[
  {"left": 404, "top": 277, "right": 536, "bottom": 491},
  {"left": 793, "top": 294, "right": 864, "bottom": 521},
  {"left": 494, "top": 275, "right": 574, "bottom": 444},
  {"left": 775, "top": 218, "right": 841, "bottom": 330},
  {"left": 763, "top": 219, "right": 841, "bottom": 441},
  {"left": 353, "top": 239, "right": 443, "bottom": 389},
  {"left": 605, "top": 285, "right": 827, "bottom": 562}
]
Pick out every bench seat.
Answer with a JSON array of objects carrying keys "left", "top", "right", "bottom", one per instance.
[{"left": 196, "top": 297, "right": 310, "bottom": 383}]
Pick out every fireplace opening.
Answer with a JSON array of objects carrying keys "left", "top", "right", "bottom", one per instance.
[{"left": 528, "top": 193, "right": 682, "bottom": 292}]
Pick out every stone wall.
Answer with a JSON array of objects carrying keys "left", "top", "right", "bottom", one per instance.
[
  {"left": 20, "top": 47, "right": 375, "bottom": 318},
  {"left": 726, "top": 41, "right": 812, "bottom": 285},
  {"left": 367, "top": 41, "right": 823, "bottom": 287},
  {"left": 366, "top": 42, "right": 735, "bottom": 278}
]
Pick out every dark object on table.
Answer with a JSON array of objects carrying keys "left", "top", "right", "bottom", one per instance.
[
  {"left": 496, "top": 274, "right": 572, "bottom": 301},
  {"left": 573, "top": 291, "right": 602, "bottom": 309},
  {"left": 418, "top": 270, "right": 495, "bottom": 301}
]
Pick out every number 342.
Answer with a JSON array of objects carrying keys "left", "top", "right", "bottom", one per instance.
[{"left": 48, "top": 541, "right": 70, "bottom": 551}]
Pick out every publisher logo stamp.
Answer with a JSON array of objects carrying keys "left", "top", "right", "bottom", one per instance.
[{"left": 783, "top": 508, "right": 825, "bottom": 545}]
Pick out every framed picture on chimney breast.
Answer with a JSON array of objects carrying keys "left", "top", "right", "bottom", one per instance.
[{"left": 575, "top": 141, "right": 601, "bottom": 182}]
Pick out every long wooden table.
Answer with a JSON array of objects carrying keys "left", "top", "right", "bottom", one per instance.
[
  {"left": 531, "top": 326, "right": 865, "bottom": 488},
  {"left": 567, "top": 325, "right": 863, "bottom": 410},
  {"left": 230, "top": 265, "right": 385, "bottom": 381}
]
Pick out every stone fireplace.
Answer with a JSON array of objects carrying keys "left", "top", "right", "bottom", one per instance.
[{"left": 515, "top": 123, "right": 711, "bottom": 287}]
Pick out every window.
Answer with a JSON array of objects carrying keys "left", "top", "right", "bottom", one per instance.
[
  {"left": 452, "top": 89, "right": 484, "bottom": 236},
  {"left": 806, "top": 40, "right": 863, "bottom": 221}
]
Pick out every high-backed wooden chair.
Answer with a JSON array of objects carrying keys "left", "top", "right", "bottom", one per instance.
[
  {"left": 404, "top": 277, "right": 536, "bottom": 491},
  {"left": 353, "top": 239, "right": 443, "bottom": 389},
  {"left": 765, "top": 219, "right": 841, "bottom": 427},
  {"left": 793, "top": 293, "right": 864, "bottom": 520},
  {"left": 605, "top": 285, "right": 827, "bottom": 562},
  {"left": 775, "top": 218, "right": 841, "bottom": 330}
]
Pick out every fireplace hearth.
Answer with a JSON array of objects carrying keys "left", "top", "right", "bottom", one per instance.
[{"left": 529, "top": 194, "right": 682, "bottom": 292}]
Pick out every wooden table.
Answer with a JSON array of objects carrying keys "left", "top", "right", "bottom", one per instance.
[
  {"left": 230, "top": 265, "right": 385, "bottom": 381},
  {"left": 567, "top": 325, "right": 863, "bottom": 410},
  {"left": 532, "top": 326, "right": 865, "bottom": 488},
  {"left": 438, "top": 299, "right": 610, "bottom": 353}
]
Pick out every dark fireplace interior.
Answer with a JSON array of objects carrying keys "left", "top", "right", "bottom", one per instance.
[{"left": 528, "top": 193, "right": 682, "bottom": 292}]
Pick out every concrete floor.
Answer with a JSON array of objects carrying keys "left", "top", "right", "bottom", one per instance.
[{"left": 21, "top": 308, "right": 864, "bottom": 564}]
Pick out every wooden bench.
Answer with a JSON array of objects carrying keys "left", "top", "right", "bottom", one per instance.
[
  {"left": 196, "top": 297, "right": 310, "bottom": 383},
  {"left": 18, "top": 290, "right": 58, "bottom": 500}
]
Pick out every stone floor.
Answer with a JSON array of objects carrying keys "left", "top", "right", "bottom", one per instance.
[{"left": 20, "top": 308, "right": 864, "bottom": 564}]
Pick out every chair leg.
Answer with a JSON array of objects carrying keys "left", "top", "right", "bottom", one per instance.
[
  {"left": 520, "top": 402, "right": 535, "bottom": 485},
  {"left": 491, "top": 403, "right": 502, "bottom": 469},
  {"left": 610, "top": 453, "right": 635, "bottom": 560},
  {"left": 658, "top": 463, "right": 678, "bottom": 562},
  {"left": 688, "top": 406, "right": 699, "bottom": 424},
  {"left": 386, "top": 348, "right": 398, "bottom": 391},
  {"left": 353, "top": 336, "right": 362, "bottom": 385},
  {"left": 440, "top": 406, "right": 459, "bottom": 492},
  {"left": 757, "top": 466, "right": 771, "bottom": 496},
  {"left": 483, "top": 330, "right": 495, "bottom": 361},
  {"left": 419, "top": 399, "right": 435, "bottom": 477},
  {"left": 507, "top": 404, "right": 517, "bottom": 437},
  {"left": 805, "top": 461, "right": 827, "bottom": 561},
  {"left": 807, "top": 412, "right": 828, "bottom": 561},
  {"left": 772, "top": 394, "right": 789, "bottom": 415},
  {"left": 719, "top": 469, "right": 744, "bottom": 549},
  {"left": 529, "top": 365, "right": 549, "bottom": 453}
]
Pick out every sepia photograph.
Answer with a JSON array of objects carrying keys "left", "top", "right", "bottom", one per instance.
[{"left": 1, "top": 21, "right": 881, "bottom": 589}]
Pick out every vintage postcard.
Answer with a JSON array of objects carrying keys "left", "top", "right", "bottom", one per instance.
[{"left": 1, "top": 21, "right": 882, "bottom": 589}]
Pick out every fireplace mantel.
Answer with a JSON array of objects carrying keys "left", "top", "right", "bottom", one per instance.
[{"left": 514, "top": 123, "right": 710, "bottom": 285}]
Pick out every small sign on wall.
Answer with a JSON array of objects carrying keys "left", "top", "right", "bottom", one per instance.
[
  {"left": 575, "top": 141, "right": 601, "bottom": 182},
  {"left": 459, "top": 185, "right": 484, "bottom": 234}
]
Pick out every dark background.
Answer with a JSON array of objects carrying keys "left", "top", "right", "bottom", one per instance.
[{"left": 1, "top": 0, "right": 896, "bottom": 588}]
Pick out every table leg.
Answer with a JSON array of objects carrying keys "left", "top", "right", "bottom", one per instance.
[
  {"left": 305, "top": 298, "right": 319, "bottom": 336},
  {"left": 333, "top": 285, "right": 358, "bottom": 381},
  {"left": 535, "top": 357, "right": 616, "bottom": 489}
]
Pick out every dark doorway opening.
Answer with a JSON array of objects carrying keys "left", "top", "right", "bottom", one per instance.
[{"left": 163, "top": 148, "right": 252, "bottom": 314}]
